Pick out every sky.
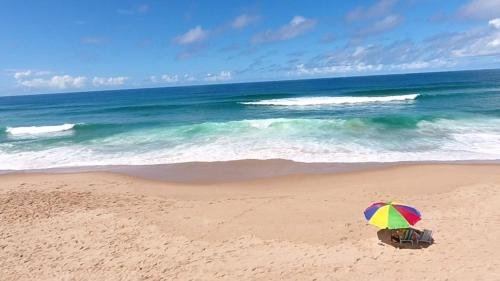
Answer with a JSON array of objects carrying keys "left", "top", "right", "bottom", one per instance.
[{"left": 1, "top": 0, "right": 500, "bottom": 95}]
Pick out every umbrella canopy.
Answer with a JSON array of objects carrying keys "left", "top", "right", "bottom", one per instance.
[{"left": 364, "top": 201, "right": 421, "bottom": 229}]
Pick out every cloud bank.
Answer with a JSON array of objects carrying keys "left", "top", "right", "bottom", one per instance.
[
  {"left": 205, "top": 71, "right": 232, "bottom": 82},
  {"left": 13, "top": 71, "right": 87, "bottom": 90},
  {"left": 12, "top": 71, "right": 131, "bottom": 90},
  {"left": 92, "top": 76, "right": 128, "bottom": 86}
]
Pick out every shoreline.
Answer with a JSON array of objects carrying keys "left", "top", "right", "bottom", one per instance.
[{"left": 2, "top": 158, "right": 500, "bottom": 183}]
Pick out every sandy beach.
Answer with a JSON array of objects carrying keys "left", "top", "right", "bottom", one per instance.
[
  {"left": 3, "top": 0, "right": 500, "bottom": 279},
  {"left": 1, "top": 163, "right": 500, "bottom": 280}
]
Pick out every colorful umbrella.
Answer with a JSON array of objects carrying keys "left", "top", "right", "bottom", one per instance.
[{"left": 364, "top": 201, "right": 421, "bottom": 229}]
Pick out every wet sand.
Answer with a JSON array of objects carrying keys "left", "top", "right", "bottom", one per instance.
[{"left": 4, "top": 159, "right": 499, "bottom": 183}]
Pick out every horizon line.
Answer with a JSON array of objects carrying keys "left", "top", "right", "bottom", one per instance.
[{"left": 2, "top": 67, "right": 499, "bottom": 98}]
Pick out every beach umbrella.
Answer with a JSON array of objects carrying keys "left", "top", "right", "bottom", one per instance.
[{"left": 364, "top": 201, "right": 421, "bottom": 229}]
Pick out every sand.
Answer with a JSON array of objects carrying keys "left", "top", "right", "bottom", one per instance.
[{"left": 1, "top": 163, "right": 500, "bottom": 280}]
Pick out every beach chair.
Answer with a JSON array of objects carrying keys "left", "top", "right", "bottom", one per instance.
[
  {"left": 399, "top": 229, "right": 414, "bottom": 246},
  {"left": 417, "top": 229, "right": 433, "bottom": 245}
]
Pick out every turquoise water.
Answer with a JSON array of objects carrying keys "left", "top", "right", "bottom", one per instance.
[{"left": 1, "top": 69, "right": 500, "bottom": 170}]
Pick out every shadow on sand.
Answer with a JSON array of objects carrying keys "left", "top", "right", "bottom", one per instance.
[{"left": 377, "top": 229, "right": 433, "bottom": 249}]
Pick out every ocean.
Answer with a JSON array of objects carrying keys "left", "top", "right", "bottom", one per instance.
[{"left": 1, "top": 69, "right": 500, "bottom": 170}]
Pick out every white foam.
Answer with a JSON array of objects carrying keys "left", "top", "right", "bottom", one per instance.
[
  {"left": 2, "top": 117, "right": 500, "bottom": 170},
  {"left": 6, "top": 123, "right": 76, "bottom": 135},
  {"left": 241, "top": 94, "right": 419, "bottom": 106},
  {"left": 247, "top": 119, "right": 286, "bottom": 129}
]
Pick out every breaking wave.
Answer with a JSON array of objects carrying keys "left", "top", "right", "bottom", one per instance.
[
  {"left": 6, "top": 123, "right": 76, "bottom": 136},
  {"left": 241, "top": 94, "right": 420, "bottom": 106},
  {"left": 2, "top": 117, "right": 500, "bottom": 170}
]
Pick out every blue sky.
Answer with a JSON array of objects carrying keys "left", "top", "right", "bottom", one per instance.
[{"left": 1, "top": 0, "right": 500, "bottom": 95}]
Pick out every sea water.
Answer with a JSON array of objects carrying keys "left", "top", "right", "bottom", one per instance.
[{"left": 1, "top": 69, "right": 500, "bottom": 170}]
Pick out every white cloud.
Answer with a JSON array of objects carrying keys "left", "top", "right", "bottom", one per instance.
[
  {"left": 358, "top": 14, "right": 403, "bottom": 35},
  {"left": 458, "top": 0, "right": 500, "bottom": 20},
  {"left": 92, "top": 76, "right": 128, "bottom": 86},
  {"left": 352, "top": 46, "right": 366, "bottom": 58},
  {"left": 204, "top": 71, "right": 232, "bottom": 82},
  {"left": 231, "top": 14, "right": 258, "bottom": 29},
  {"left": 12, "top": 70, "right": 132, "bottom": 90},
  {"left": 252, "top": 16, "right": 316, "bottom": 43},
  {"left": 13, "top": 70, "right": 51, "bottom": 80},
  {"left": 346, "top": 0, "right": 402, "bottom": 36},
  {"left": 346, "top": 0, "right": 398, "bottom": 22},
  {"left": 12, "top": 70, "right": 86, "bottom": 90},
  {"left": 450, "top": 32, "right": 500, "bottom": 57},
  {"left": 18, "top": 74, "right": 87, "bottom": 90},
  {"left": 14, "top": 70, "right": 33, "bottom": 80},
  {"left": 489, "top": 18, "right": 500, "bottom": 29},
  {"left": 428, "top": 20, "right": 500, "bottom": 58},
  {"left": 287, "top": 36, "right": 460, "bottom": 77},
  {"left": 184, "top": 74, "right": 197, "bottom": 81},
  {"left": 289, "top": 59, "right": 454, "bottom": 77},
  {"left": 151, "top": 74, "right": 192, "bottom": 84},
  {"left": 161, "top": 74, "right": 179, "bottom": 83},
  {"left": 174, "top": 26, "right": 208, "bottom": 45},
  {"left": 291, "top": 63, "right": 383, "bottom": 76}
]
